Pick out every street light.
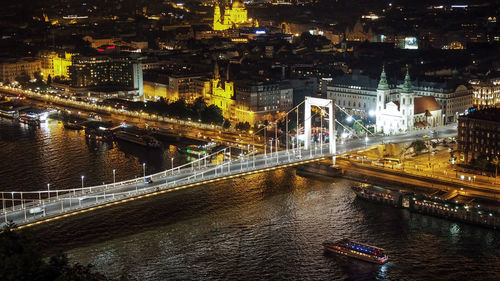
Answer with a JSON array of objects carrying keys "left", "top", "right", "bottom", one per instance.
[
  {"left": 113, "top": 169, "right": 116, "bottom": 188},
  {"left": 142, "top": 163, "right": 146, "bottom": 179},
  {"left": 171, "top": 158, "right": 174, "bottom": 175},
  {"left": 81, "top": 176, "right": 84, "bottom": 189},
  {"left": 47, "top": 183, "right": 50, "bottom": 200}
]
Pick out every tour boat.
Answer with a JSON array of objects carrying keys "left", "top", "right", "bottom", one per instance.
[
  {"left": 322, "top": 239, "right": 388, "bottom": 264},
  {"left": 178, "top": 142, "right": 217, "bottom": 157}
]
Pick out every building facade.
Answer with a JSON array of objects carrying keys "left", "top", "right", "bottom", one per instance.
[
  {"left": 40, "top": 51, "right": 74, "bottom": 80},
  {"left": 470, "top": 77, "right": 500, "bottom": 109},
  {"left": 0, "top": 58, "right": 42, "bottom": 82},
  {"left": 234, "top": 80, "right": 293, "bottom": 124},
  {"left": 327, "top": 68, "right": 471, "bottom": 123},
  {"left": 375, "top": 68, "right": 443, "bottom": 135},
  {"left": 69, "top": 55, "right": 143, "bottom": 96},
  {"left": 458, "top": 108, "right": 500, "bottom": 163},
  {"left": 213, "top": 0, "right": 256, "bottom": 31}
]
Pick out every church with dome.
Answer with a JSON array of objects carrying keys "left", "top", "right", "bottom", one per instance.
[{"left": 213, "top": 0, "right": 257, "bottom": 31}]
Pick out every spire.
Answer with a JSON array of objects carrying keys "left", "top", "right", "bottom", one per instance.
[
  {"left": 401, "top": 67, "right": 413, "bottom": 93},
  {"left": 214, "top": 61, "right": 220, "bottom": 80},
  {"left": 377, "top": 65, "right": 389, "bottom": 90}
]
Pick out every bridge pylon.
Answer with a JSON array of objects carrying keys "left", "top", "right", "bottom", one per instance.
[{"left": 304, "top": 96, "right": 336, "bottom": 164}]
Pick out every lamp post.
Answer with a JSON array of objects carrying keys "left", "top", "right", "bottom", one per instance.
[
  {"left": 270, "top": 139, "right": 273, "bottom": 158},
  {"left": 171, "top": 158, "right": 174, "bottom": 175},
  {"left": 47, "top": 183, "right": 50, "bottom": 201},
  {"left": 253, "top": 144, "right": 256, "bottom": 168},
  {"left": 113, "top": 169, "right": 116, "bottom": 188},
  {"left": 81, "top": 175, "right": 84, "bottom": 189},
  {"left": 142, "top": 163, "right": 146, "bottom": 179}
]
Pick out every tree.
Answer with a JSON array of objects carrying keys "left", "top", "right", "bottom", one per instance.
[
  {"left": 0, "top": 224, "right": 109, "bottom": 281},
  {"left": 222, "top": 118, "right": 231, "bottom": 129},
  {"left": 33, "top": 71, "right": 43, "bottom": 82},
  {"left": 192, "top": 97, "right": 207, "bottom": 121},
  {"left": 473, "top": 154, "right": 489, "bottom": 173},
  {"left": 235, "top": 122, "right": 251, "bottom": 131},
  {"left": 15, "top": 72, "right": 30, "bottom": 85},
  {"left": 352, "top": 119, "right": 365, "bottom": 134},
  {"left": 413, "top": 140, "right": 426, "bottom": 154}
]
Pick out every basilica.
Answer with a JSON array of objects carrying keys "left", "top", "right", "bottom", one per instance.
[{"left": 213, "top": 0, "right": 257, "bottom": 31}]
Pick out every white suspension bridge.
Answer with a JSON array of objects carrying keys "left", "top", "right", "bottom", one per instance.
[{"left": 1, "top": 97, "right": 454, "bottom": 230}]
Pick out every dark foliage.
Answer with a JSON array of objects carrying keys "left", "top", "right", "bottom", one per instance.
[{"left": 0, "top": 224, "right": 109, "bottom": 281}]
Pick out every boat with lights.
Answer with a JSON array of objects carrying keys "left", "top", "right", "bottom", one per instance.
[
  {"left": 115, "top": 131, "right": 161, "bottom": 148},
  {"left": 177, "top": 142, "right": 217, "bottom": 157},
  {"left": 322, "top": 239, "right": 388, "bottom": 264}
]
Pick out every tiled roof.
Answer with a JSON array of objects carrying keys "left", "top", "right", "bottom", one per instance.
[{"left": 414, "top": 96, "right": 441, "bottom": 114}]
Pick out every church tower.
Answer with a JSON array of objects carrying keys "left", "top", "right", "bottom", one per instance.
[
  {"left": 213, "top": 2, "right": 223, "bottom": 31},
  {"left": 399, "top": 68, "right": 414, "bottom": 132},
  {"left": 376, "top": 65, "right": 390, "bottom": 133}
]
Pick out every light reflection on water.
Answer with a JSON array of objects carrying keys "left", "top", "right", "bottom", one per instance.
[
  {"left": 1, "top": 117, "right": 499, "bottom": 280},
  {"left": 59, "top": 173, "right": 500, "bottom": 281}
]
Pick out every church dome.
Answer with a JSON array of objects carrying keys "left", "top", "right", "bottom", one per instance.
[{"left": 232, "top": 0, "right": 244, "bottom": 9}]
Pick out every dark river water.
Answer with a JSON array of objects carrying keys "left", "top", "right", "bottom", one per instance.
[{"left": 1, "top": 117, "right": 499, "bottom": 281}]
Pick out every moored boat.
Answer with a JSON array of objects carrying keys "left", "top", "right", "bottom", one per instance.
[
  {"left": 177, "top": 142, "right": 217, "bottom": 157},
  {"left": 64, "top": 122, "right": 84, "bottom": 130},
  {"left": 115, "top": 131, "right": 161, "bottom": 148},
  {"left": 322, "top": 239, "right": 388, "bottom": 264}
]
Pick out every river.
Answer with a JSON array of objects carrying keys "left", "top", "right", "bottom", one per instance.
[{"left": 1, "top": 117, "right": 499, "bottom": 281}]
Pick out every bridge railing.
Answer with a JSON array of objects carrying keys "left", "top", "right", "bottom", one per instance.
[{"left": 1, "top": 143, "right": 339, "bottom": 227}]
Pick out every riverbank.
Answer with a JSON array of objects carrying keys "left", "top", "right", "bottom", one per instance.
[{"left": 0, "top": 87, "right": 261, "bottom": 150}]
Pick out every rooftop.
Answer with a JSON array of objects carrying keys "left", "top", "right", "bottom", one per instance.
[
  {"left": 414, "top": 96, "right": 441, "bottom": 114},
  {"left": 463, "top": 108, "right": 500, "bottom": 122}
]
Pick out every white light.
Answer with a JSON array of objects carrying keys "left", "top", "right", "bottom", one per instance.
[
  {"left": 368, "top": 110, "right": 375, "bottom": 117},
  {"left": 346, "top": 116, "right": 353, "bottom": 122}
]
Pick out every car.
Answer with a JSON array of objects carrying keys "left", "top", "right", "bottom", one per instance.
[
  {"left": 423, "top": 135, "right": 429, "bottom": 138},
  {"left": 145, "top": 177, "right": 153, "bottom": 184}
]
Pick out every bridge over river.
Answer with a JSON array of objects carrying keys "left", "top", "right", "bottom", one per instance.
[{"left": 0, "top": 97, "right": 457, "bottom": 229}]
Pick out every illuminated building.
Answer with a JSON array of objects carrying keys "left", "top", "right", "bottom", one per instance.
[
  {"left": 69, "top": 56, "right": 143, "bottom": 97},
  {"left": 40, "top": 51, "right": 74, "bottom": 80},
  {"left": 168, "top": 74, "right": 205, "bottom": 102},
  {"left": 206, "top": 62, "right": 235, "bottom": 119},
  {"left": 345, "top": 20, "right": 374, "bottom": 42},
  {"left": 375, "top": 68, "right": 443, "bottom": 135},
  {"left": 213, "top": 0, "right": 257, "bottom": 31},
  {"left": 470, "top": 77, "right": 500, "bottom": 109},
  {"left": 0, "top": 58, "right": 41, "bottom": 82},
  {"left": 234, "top": 80, "right": 293, "bottom": 124},
  {"left": 327, "top": 68, "right": 470, "bottom": 124},
  {"left": 143, "top": 81, "right": 168, "bottom": 101},
  {"left": 458, "top": 108, "right": 500, "bottom": 163}
]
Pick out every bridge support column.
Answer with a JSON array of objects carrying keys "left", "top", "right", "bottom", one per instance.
[
  {"left": 303, "top": 97, "right": 336, "bottom": 164},
  {"left": 304, "top": 102, "right": 311, "bottom": 150}
]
